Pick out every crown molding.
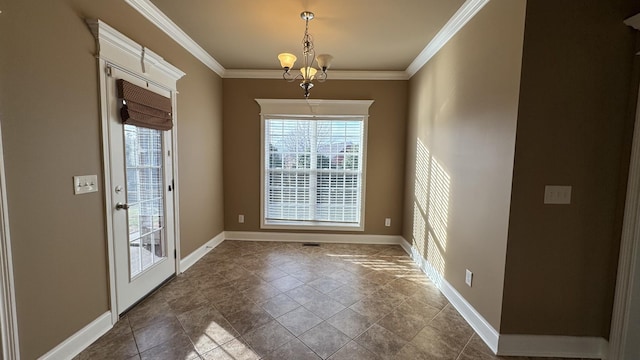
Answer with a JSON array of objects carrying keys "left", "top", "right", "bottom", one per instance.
[
  {"left": 126, "top": 0, "right": 487, "bottom": 80},
  {"left": 223, "top": 69, "right": 409, "bottom": 80},
  {"left": 125, "top": 0, "right": 225, "bottom": 77},
  {"left": 406, "top": 0, "right": 490, "bottom": 77}
]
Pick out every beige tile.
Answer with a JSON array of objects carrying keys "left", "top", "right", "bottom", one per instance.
[
  {"left": 255, "top": 267, "right": 289, "bottom": 282},
  {"left": 285, "top": 284, "right": 324, "bottom": 305},
  {"left": 126, "top": 293, "right": 175, "bottom": 330},
  {"left": 242, "top": 281, "right": 282, "bottom": 302},
  {"left": 410, "top": 325, "right": 467, "bottom": 359},
  {"left": 383, "top": 278, "right": 423, "bottom": 297},
  {"left": 242, "top": 319, "right": 295, "bottom": 357},
  {"left": 299, "top": 322, "right": 351, "bottom": 359},
  {"left": 166, "top": 292, "right": 209, "bottom": 315},
  {"left": 264, "top": 338, "right": 321, "bottom": 360},
  {"left": 429, "top": 304, "right": 475, "bottom": 339},
  {"left": 394, "top": 343, "right": 430, "bottom": 360},
  {"left": 201, "top": 338, "right": 260, "bottom": 360},
  {"left": 327, "top": 340, "right": 380, "bottom": 360},
  {"left": 270, "top": 275, "right": 305, "bottom": 291},
  {"left": 400, "top": 296, "right": 441, "bottom": 322},
  {"left": 326, "top": 285, "right": 366, "bottom": 306},
  {"left": 377, "top": 305, "right": 428, "bottom": 341},
  {"left": 225, "top": 305, "right": 274, "bottom": 335},
  {"left": 74, "top": 331, "right": 139, "bottom": 360},
  {"left": 231, "top": 274, "right": 267, "bottom": 292},
  {"left": 139, "top": 332, "right": 199, "bottom": 360},
  {"left": 177, "top": 305, "right": 239, "bottom": 354},
  {"left": 218, "top": 265, "right": 253, "bottom": 281},
  {"left": 326, "top": 308, "right": 373, "bottom": 339},
  {"left": 303, "top": 294, "right": 346, "bottom": 319},
  {"left": 133, "top": 316, "right": 185, "bottom": 353},
  {"left": 157, "top": 276, "right": 194, "bottom": 302},
  {"left": 354, "top": 324, "right": 407, "bottom": 359},
  {"left": 260, "top": 293, "right": 301, "bottom": 317},
  {"left": 307, "top": 276, "right": 346, "bottom": 294},
  {"left": 75, "top": 241, "right": 480, "bottom": 360},
  {"left": 289, "top": 269, "right": 324, "bottom": 283},
  {"left": 211, "top": 292, "right": 256, "bottom": 317},
  {"left": 410, "top": 283, "right": 449, "bottom": 310},
  {"left": 349, "top": 296, "right": 395, "bottom": 322},
  {"left": 276, "top": 306, "right": 323, "bottom": 336}
]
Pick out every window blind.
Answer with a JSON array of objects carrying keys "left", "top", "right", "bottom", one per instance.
[
  {"left": 264, "top": 118, "right": 364, "bottom": 226},
  {"left": 116, "top": 79, "right": 173, "bottom": 131}
]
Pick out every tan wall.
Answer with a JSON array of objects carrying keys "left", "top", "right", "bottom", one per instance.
[
  {"left": 223, "top": 79, "right": 407, "bottom": 235},
  {"left": 403, "top": 0, "right": 527, "bottom": 329},
  {"left": 501, "top": 0, "right": 639, "bottom": 337},
  {"left": 0, "top": 0, "right": 223, "bottom": 357}
]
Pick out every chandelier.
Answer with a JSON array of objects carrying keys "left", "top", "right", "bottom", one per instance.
[{"left": 278, "top": 11, "right": 333, "bottom": 98}]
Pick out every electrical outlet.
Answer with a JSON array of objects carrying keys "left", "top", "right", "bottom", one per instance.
[
  {"left": 384, "top": 218, "right": 391, "bottom": 227},
  {"left": 465, "top": 269, "right": 473, "bottom": 287},
  {"left": 238, "top": 214, "right": 245, "bottom": 223}
]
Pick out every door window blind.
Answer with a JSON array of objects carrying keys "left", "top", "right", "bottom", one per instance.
[
  {"left": 264, "top": 118, "right": 364, "bottom": 226},
  {"left": 116, "top": 79, "right": 173, "bottom": 131}
]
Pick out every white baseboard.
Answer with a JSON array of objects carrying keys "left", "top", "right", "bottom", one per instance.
[
  {"left": 401, "top": 238, "right": 609, "bottom": 359},
  {"left": 180, "top": 231, "right": 225, "bottom": 272},
  {"left": 38, "top": 311, "right": 112, "bottom": 360},
  {"left": 498, "top": 335, "right": 609, "bottom": 359},
  {"left": 224, "top": 231, "right": 405, "bottom": 245},
  {"left": 400, "top": 238, "right": 500, "bottom": 353}
]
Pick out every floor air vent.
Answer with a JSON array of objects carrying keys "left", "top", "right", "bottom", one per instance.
[{"left": 302, "top": 243, "right": 320, "bottom": 246}]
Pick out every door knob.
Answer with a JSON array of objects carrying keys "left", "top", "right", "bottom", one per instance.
[{"left": 115, "top": 202, "right": 130, "bottom": 210}]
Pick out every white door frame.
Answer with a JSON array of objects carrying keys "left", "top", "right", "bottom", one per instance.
[
  {"left": 609, "top": 84, "right": 640, "bottom": 360},
  {"left": 88, "top": 19, "right": 185, "bottom": 324},
  {"left": 609, "top": 15, "right": 640, "bottom": 360},
  {"left": 0, "top": 119, "right": 20, "bottom": 359}
]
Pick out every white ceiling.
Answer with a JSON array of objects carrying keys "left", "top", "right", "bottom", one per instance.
[{"left": 132, "top": 0, "right": 487, "bottom": 77}]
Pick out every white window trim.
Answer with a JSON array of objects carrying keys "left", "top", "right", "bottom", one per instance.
[{"left": 256, "top": 99, "right": 374, "bottom": 232}]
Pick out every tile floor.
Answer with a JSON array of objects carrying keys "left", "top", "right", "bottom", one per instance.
[{"left": 75, "top": 241, "right": 587, "bottom": 360}]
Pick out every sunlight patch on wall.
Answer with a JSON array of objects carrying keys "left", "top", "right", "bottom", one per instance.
[{"left": 411, "top": 138, "right": 451, "bottom": 281}]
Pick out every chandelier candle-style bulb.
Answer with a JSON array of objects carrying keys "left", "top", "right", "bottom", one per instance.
[
  {"left": 278, "top": 53, "right": 297, "bottom": 71},
  {"left": 277, "top": 10, "right": 333, "bottom": 98}
]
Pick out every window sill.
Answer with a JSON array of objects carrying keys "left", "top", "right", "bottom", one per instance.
[{"left": 262, "top": 220, "right": 364, "bottom": 232}]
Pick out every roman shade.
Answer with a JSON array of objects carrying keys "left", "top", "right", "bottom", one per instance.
[{"left": 116, "top": 79, "right": 173, "bottom": 131}]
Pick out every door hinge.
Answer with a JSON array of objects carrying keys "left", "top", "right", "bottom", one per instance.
[
  {"left": 106, "top": 65, "right": 113, "bottom": 77},
  {"left": 168, "top": 179, "right": 174, "bottom": 192},
  {"left": 174, "top": 249, "right": 177, "bottom": 259}
]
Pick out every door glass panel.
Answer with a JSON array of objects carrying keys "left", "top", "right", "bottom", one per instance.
[{"left": 124, "top": 124, "right": 166, "bottom": 279}]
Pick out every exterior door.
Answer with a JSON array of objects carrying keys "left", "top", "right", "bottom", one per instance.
[{"left": 107, "top": 68, "right": 176, "bottom": 314}]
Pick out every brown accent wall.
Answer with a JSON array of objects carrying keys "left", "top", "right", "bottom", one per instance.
[
  {"left": 223, "top": 79, "right": 407, "bottom": 235},
  {"left": 403, "top": 0, "right": 527, "bottom": 329},
  {"left": 0, "top": 0, "right": 223, "bottom": 357},
  {"left": 501, "top": 0, "right": 640, "bottom": 337}
]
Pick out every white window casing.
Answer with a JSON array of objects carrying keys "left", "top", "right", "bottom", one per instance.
[{"left": 256, "top": 99, "right": 374, "bottom": 231}]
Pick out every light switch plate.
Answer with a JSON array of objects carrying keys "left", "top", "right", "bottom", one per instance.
[
  {"left": 74, "top": 175, "right": 98, "bottom": 195},
  {"left": 544, "top": 185, "right": 572, "bottom": 204}
]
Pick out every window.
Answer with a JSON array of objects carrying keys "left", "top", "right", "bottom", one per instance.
[{"left": 257, "top": 99, "right": 374, "bottom": 230}]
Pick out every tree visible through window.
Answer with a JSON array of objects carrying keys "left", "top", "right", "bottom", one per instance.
[{"left": 264, "top": 118, "right": 364, "bottom": 227}]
